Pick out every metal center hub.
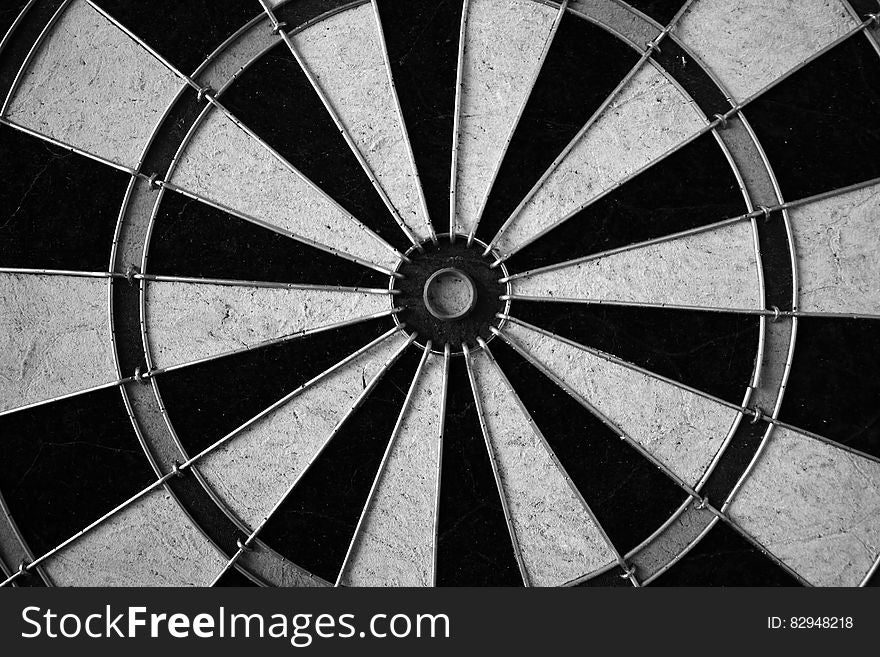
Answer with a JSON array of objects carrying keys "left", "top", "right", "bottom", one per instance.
[
  {"left": 392, "top": 236, "right": 509, "bottom": 353},
  {"left": 423, "top": 267, "right": 477, "bottom": 320}
]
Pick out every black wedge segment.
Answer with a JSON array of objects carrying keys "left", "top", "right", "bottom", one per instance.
[
  {"left": 509, "top": 302, "right": 759, "bottom": 404},
  {"left": 90, "top": 1, "right": 262, "bottom": 75},
  {"left": 436, "top": 356, "right": 522, "bottom": 586},
  {"left": 475, "top": 12, "right": 640, "bottom": 242},
  {"left": 213, "top": 566, "right": 259, "bottom": 587},
  {"left": 489, "top": 338, "right": 688, "bottom": 556},
  {"left": 148, "top": 189, "right": 387, "bottom": 288},
  {"left": 156, "top": 317, "right": 393, "bottom": 457},
  {"left": 652, "top": 38, "right": 731, "bottom": 117},
  {"left": 744, "top": 33, "right": 880, "bottom": 201},
  {"left": 219, "top": 42, "right": 410, "bottom": 252},
  {"left": 373, "top": 0, "right": 465, "bottom": 231},
  {"left": 779, "top": 317, "right": 880, "bottom": 459},
  {"left": 700, "top": 419, "right": 768, "bottom": 505},
  {"left": 621, "top": 0, "right": 689, "bottom": 25},
  {"left": 0, "top": 124, "right": 129, "bottom": 271},
  {"left": 0, "top": 0, "right": 66, "bottom": 103},
  {"left": 0, "top": 387, "right": 154, "bottom": 556},
  {"left": 505, "top": 131, "right": 746, "bottom": 273},
  {"left": 258, "top": 347, "right": 422, "bottom": 584},
  {"left": 650, "top": 520, "right": 801, "bottom": 586}
]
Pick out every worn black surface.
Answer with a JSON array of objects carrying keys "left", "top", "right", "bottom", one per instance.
[
  {"left": 374, "top": 0, "right": 464, "bottom": 233},
  {"left": 0, "top": 387, "right": 154, "bottom": 556},
  {"left": 157, "top": 317, "right": 393, "bottom": 457},
  {"left": 0, "top": 124, "right": 129, "bottom": 271},
  {"left": 756, "top": 211, "right": 795, "bottom": 311},
  {"left": 149, "top": 190, "right": 387, "bottom": 289},
  {"left": 0, "top": 0, "right": 65, "bottom": 103},
  {"left": 91, "top": 0, "right": 262, "bottom": 74},
  {"left": 111, "top": 278, "right": 147, "bottom": 380},
  {"left": 700, "top": 419, "right": 768, "bottom": 505},
  {"left": 489, "top": 338, "right": 688, "bottom": 557},
  {"left": 653, "top": 38, "right": 732, "bottom": 117},
  {"left": 475, "top": 12, "right": 640, "bottom": 242},
  {"left": 259, "top": 346, "right": 421, "bottom": 584},
  {"left": 505, "top": 132, "right": 746, "bottom": 274},
  {"left": 394, "top": 238, "right": 505, "bottom": 350},
  {"left": 780, "top": 317, "right": 880, "bottom": 458},
  {"left": 744, "top": 33, "right": 880, "bottom": 201},
  {"left": 508, "top": 302, "right": 759, "bottom": 404},
  {"left": 436, "top": 356, "right": 522, "bottom": 586},
  {"left": 219, "top": 42, "right": 410, "bottom": 252},
  {"left": 621, "top": 0, "right": 689, "bottom": 24},
  {"left": 651, "top": 520, "right": 801, "bottom": 586}
]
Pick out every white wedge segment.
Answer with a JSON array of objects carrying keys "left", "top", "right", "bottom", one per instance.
[
  {"left": 674, "top": 0, "right": 857, "bottom": 102},
  {"left": 5, "top": 0, "right": 182, "bottom": 168},
  {"left": 197, "top": 332, "right": 409, "bottom": 529},
  {"left": 170, "top": 107, "right": 399, "bottom": 270},
  {"left": 504, "top": 322, "right": 740, "bottom": 487},
  {"left": 511, "top": 222, "right": 761, "bottom": 310},
  {"left": 341, "top": 354, "right": 443, "bottom": 587},
  {"left": 454, "top": 0, "right": 557, "bottom": 236},
  {"left": 472, "top": 350, "right": 616, "bottom": 585},
  {"left": 145, "top": 281, "right": 389, "bottom": 369},
  {"left": 727, "top": 427, "right": 880, "bottom": 587},
  {"left": 789, "top": 180, "right": 880, "bottom": 316},
  {"left": 495, "top": 63, "right": 706, "bottom": 255},
  {"left": 292, "top": 3, "right": 431, "bottom": 241},
  {"left": 42, "top": 488, "right": 226, "bottom": 586},
  {"left": 0, "top": 274, "right": 116, "bottom": 412}
]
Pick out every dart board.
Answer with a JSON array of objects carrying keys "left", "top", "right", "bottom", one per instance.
[{"left": 1, "top": 0, "right": 879, "bottom": 588}]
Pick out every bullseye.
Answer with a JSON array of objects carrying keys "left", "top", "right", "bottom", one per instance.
[
  {"left": 390, "top": 235, "right": 509, "bottom": 354},
  {"left": 423, "top": 267, "right": 477, "bottom": 320}
]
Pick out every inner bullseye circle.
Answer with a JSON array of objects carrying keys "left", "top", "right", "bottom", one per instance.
[{"left": 423, "top": 267, "right": 477, "bottom": 320}]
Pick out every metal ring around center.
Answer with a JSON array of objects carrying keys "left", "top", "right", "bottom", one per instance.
[{"left": 423, "top": 267, "right": 477, "bottom": 320}]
